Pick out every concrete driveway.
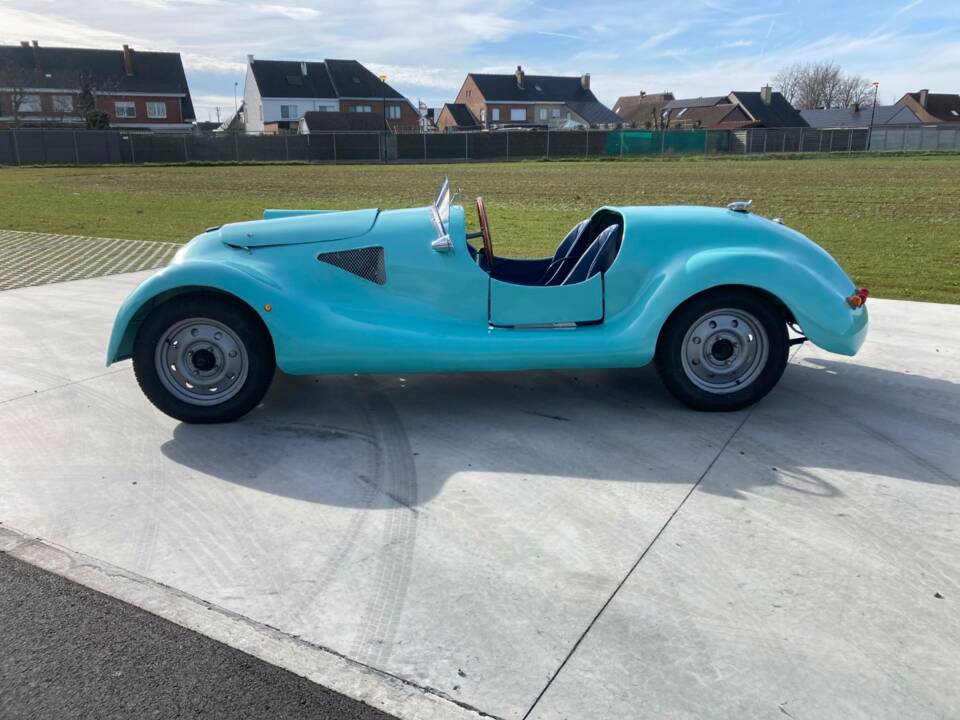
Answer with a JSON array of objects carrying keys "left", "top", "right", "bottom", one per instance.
[{"left": 1, "top": 271, "right": 957, "bottom": 720}]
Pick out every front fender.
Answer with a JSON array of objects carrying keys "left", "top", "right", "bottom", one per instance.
[{"left": 105, "top": 260, "right": 283, "bottom": 365}]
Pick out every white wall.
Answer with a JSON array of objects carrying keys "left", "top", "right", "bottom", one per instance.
[{"left": 260, "top": 97, "right": 338, "bottom": 125}]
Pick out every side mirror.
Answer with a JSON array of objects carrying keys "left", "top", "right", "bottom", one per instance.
[{"left": 431, "top": 235, "right": 453, "bottom": 252}]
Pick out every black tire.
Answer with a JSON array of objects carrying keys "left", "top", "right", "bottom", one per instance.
[
  {"left": 655, "top": 288, "right": 789, "bottom": 411},
  {"left": 132, "top": 294, "right": 275, "bottom": 423}
]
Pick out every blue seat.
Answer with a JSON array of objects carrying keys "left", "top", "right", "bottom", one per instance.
[
  {"left": 561, "top": 224, "right": 621, "bottom": 285},
  {"left": 540, "top": 220, "right": 588, "bottom": 286}
]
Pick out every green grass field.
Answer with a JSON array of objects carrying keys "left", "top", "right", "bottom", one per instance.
[{"left": 1, "top": 154, "right": 959, "bottom": 303}]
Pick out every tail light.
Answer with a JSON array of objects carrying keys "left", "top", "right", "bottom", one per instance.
[{"left": 847, "top": 288, "right": 869, "bottom": 309}]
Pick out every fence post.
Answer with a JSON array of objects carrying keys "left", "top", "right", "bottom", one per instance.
[
  {"left": 40, "top": 128, "right": 47, "bottom": 164},
  {"left": 847, "top": 131, "right": 853, "bottom": 152},
  {"left": 585, "top": 128, "right": 589, "bottom": 158},
  {"left": 781, "top": 131, "right": 786, "bottom": 153},
  {"left": 284, "top": 133, "right": 289, "bottom": 162},
  {"left": 762, "top": 130, "right": 768, "bottom": 154},
  {"left": 546, "top": 128, "right": 550, "bottom": 158},
  {"left": 11, "top": 128, "right": 20, "bottom": 166},
  {"left": 465, "top": 132, "right": 468, "bottom": 161},
  {"left": 704, "top": 130, "right": 709, "bottom": 156},
  {"left": 73, "top": 130, "right": 80, "bottom": 164},
  {"left": 182, "top": 134, "right": 189, "bottom": 162},
  {"left": 506, "top": 130, "right": 510, "bottom": 161},
  {"left": 661, "top": 129, "right": 666, "bottom": 155},
  {"left": 423, "top": 132, "right": 427, "bottom": 161},
  {"left": 129, "top": 134, "right": 136, "bottom": 164},
  {"left": 620, "top": 129, "right": 625, "bottom": 158},
  {"left": 798, "top": 128, "right": 803, "bottom": 153},
  {"left": 333, "top": 132, "right": 337, "bottom": 164}
]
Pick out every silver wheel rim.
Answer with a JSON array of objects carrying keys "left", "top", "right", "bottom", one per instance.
[
  {"left": 154, "top": 318, "right": 248, "bottom": 406},
  {"left": 680, "top": 308, "right": 768, "bottom": 394}
]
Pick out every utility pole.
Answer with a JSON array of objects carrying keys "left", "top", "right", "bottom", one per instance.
[{"left": 867, "top": 81, "right": 880, "bottom": 151}]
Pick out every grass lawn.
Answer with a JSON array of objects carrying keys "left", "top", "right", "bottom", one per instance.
[{"left": 1, "top": 154, "right": 958, "bottom": 303}]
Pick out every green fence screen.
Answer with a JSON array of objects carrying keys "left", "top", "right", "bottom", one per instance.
[{"left": 606, "top": 130, "right": 731, "bottom": 156}]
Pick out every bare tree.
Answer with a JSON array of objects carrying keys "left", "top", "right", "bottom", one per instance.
[
  {"left": 773, "top": 61, "right": 876, "bottom": 109},
  {"left": 0, "top": 62, "right": 38, "bottom": 127}
]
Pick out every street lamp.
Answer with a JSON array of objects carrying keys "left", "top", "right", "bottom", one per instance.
[
  {"left": 867, "top": 81, "right": 879, "bottom": 151},
  {"left": 379, "top": 74, "right": 388, "bottom": 163}
]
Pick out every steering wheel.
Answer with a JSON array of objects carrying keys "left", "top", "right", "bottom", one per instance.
[{"left": 476, "top": 197, "right": 495, "bottom": 270}]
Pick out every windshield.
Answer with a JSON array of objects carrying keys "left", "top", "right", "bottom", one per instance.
[{"left": 430, "top": 176, "right": 451, "bottom": 238}]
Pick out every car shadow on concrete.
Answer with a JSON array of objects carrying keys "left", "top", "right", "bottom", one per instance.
[{"left": 160, "top": 358, "right": 959, "bottom": 510}]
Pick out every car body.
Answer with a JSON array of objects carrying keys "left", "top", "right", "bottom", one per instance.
[{"left": 108, "top": 179, "right": 868, "bottom": 422}]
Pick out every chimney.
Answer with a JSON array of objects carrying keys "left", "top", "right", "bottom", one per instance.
[
  {"left": 31, "top": 40, "right": 41, "bottom": 71},
  {"left": 20, "top": 40, "right": 29, "bottom": 48},
  {"left": 300, "top": 61, "right": 307, "bottom": 76},
  {"left": 760, "top": 84, "right": 772, "bottom": 105},
  {"left": 853, "top": 101, "right": 861, "bottom": 113},
  {"left": 581, "top": 73, "right": 590, "bottom": 91},
  {"left": 918, "top": 88, "right": 929, "bottom": 108},
  {"left": 640, "top": 90, "right": 646, "bottom": 98},
  {"left": 247, "top": 53, "right": 255, "bottom": 64},
  {"left": 515, "top": 65, "right": 524, "bottom": 89},
  {"left": 122, "top": 44, "right": 134, "bottom": 76}
]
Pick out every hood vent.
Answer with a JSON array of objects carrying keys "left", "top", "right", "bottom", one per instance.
[{"left": 318, "top": 246, "right": 386, "bottom": 285}]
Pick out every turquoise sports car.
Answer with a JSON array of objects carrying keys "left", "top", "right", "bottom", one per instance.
[{"left": 107, "top": 178, "right": 869, "bottom": 423}]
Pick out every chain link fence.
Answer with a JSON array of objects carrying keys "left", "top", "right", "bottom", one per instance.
[{"left": 2, "top": 125, "right": 958, "bottom": 166}]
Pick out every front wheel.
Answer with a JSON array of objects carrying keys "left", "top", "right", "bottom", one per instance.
[
  {"left": 655, "top": 289, "right": 789, "bottom": 411},
  {"left": 132, "top": 295, "right": 275, "bottom": 423}
]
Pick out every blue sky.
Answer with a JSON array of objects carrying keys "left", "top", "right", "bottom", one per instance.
[{"left": 1, "top": 0, "right": 958, "bottom": 121}]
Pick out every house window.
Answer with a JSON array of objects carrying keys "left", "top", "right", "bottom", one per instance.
[
  {"left": 510, "top": 108, "right": 527, "bottom": 122},
  {"left": 114, "top": 101, "right": 136, "bottom": 118},
  {"left": 387, "top": 105, "right": 401, "bottom": 119},
  {"left": 539, "top": 108, "right": 548, "bottom": 121},
  {"left": 551, "top": 108, "right": 560, "bottom": 118},
  {"left": 52, "top": 95, "right": 73, "bottom": 113},
  {"left": 146, "top": 101, "right": 167, "bottom": 119},
  {"left": 491, "top": 108, "right": 500, "bottom": 122},
  {"left": 350, "top": 105, "right": 372, "bottom": 113},
  {"left": 280, "top": 104, "right": 298, "bottom": 119},
  {"left": 18, "top": 94, "right": 41, "bottom": 112}
]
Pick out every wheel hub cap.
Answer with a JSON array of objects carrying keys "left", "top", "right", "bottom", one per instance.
[
  {"left": 155, "top": 318, "right": 248, "bottom": 406},
  {"left": 681, "top": 309, "right": 769, "bottom": 394}
]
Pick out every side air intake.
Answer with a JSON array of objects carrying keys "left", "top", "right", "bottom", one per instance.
[{"left": 317, "top": 246, "right": 386, "bottom": 285}]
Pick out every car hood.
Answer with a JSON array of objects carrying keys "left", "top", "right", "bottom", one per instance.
[{"left": 220, "top": 208, "right": 379, "bottom": 248}]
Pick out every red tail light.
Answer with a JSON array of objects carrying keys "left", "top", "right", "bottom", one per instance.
[{"left": 847, "top": 288, "right": 869, "bottom": 309}]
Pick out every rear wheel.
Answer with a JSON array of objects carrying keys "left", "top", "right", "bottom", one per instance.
[
  {"left": 655, "top": 289, "right": 788, "bottom": 411},
  {"left": 133, "top": 295, "right": 275, "bottom": 423}
]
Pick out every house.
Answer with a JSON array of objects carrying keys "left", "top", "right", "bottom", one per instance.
[
  {"left": 613, "top": 91, "right": 674, "bottom": 128},
  {"left": 800, "top": 104, "right": 922, "bottom": 129},
  {"left": 894, "top": 90, "right": 960, "bottom": 124},
  {"left": 436, "top": 103, "right": 481, "bottom": 132},
  {"left": 447, "top": 66, "right": 621, "bottom": 130},
  {"left": 241, "top": 56, "right": 418, "bottom": 134},
  {"left": 662, "top": 96, "right": 751, "bottom": 130},
  {"left": 728, "top": 87, "right": 808, "bottom": 128},
  {"left": 663, "top": 87, "right": 806, "bottom": 130},
  {"left": 0, "top": 41, "right": 195, "bottom": 131},
  {"left": 298, "top": 110, "right": 387, "bottom": 133}
]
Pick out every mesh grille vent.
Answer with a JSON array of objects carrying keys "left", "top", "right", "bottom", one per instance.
[{"left": 317, "top": 246, "right": 386, "bottom": 285}]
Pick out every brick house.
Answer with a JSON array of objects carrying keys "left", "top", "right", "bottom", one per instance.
[
  {"left": 894, "top": 90, "right": 960, "bottom": 124},
  {"left": 242, "top": 56, "right": 419, "bottom": 134},
  {"left": 439, "top": 66, "right": 621, "bottom": 132},
  {"left": 0, "top": 41, "right": 195, "bottom": 131},
  {"left": 613, "top": 92, "right": 674, "bottom": 128},
  {"left": 663, "top": 87, "right": 807, "bottom": 130}
]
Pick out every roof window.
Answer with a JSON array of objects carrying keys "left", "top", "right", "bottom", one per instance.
[{"left": 286, "top": 75, "right": 303, "bottom": 85}]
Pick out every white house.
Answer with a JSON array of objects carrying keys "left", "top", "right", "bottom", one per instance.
[{"left": 241, "top": 55, "right": 417, "bottom": 134}]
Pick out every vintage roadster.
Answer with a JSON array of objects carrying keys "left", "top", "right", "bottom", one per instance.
[{"left": 107, "top": 178, "right": 868, "bottom": 423}]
